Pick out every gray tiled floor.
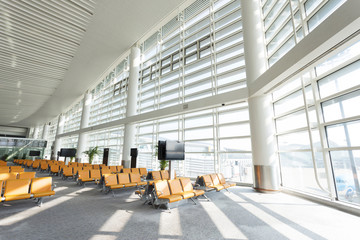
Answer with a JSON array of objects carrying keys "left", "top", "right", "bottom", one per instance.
[{"left": 1, "top": 170, "right": 359, "bottom": 240}]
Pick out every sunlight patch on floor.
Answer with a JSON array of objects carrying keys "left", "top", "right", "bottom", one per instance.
[
  {"left": 225, "top": 193, "right": 312, "bottom": 240},
  {"left": 200, "top": 200, "right": 247, "bottom": 239},
  {"left": 158, "top": 207, "right": 183, "bottom": 239},
  {"left": 99, "top": 209, "right": 133, "bottom": 232}
]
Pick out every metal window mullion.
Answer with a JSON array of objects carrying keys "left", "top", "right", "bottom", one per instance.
[{"left": 310, "top": 69, "right": 337, "bottom": 200}]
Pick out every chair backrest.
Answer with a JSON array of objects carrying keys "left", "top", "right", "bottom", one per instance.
[
  {"left": 92, "top": 165, "right": 100, "bottom": 169},
  {"left": 11, "top": 167, "right": 24, "bottom": 173},
  {"left": 116, "top": 166, "right": 123, "bottom": 172},
  {"left": 18, "top": 172, "right": 36, "bottom": 180},
  {"left": 180, "top": 178, "right": 193, "bottom": 192},
  {"left": 0, "top": 167, "right": 9, "bottom": 173},
  {"left": 217, "top": 173, "right": 226, "bottom": 185},
  {"left": 129, "top": 173, "right": 141, "bottom": 183},
  {"left": 202, "top": 175, "right": 213, "bottom": 187},
  {"left": 109, "top": 166, "right": 117, "bottom": 173},
  {"left": 160, "top": 170, "right": 169, "bottom": 180},
  {"left": 31, "top": 177, "right": 52, "bottom": 194},
  {"left": 0, "top": 173, "right": 17, "bottom": 181},
  {"left": 41, "top": 162, "right": 48, "bottom": 169},
  {"left": 83, "top": 163, "right": 90, "bottom": 167},
  {"left": 32, "top": 161, "right": 40, "bottom": 168},
  {"left": 168, "top": 179, "right": 183, "bottom": 195},
  {"left": 210, "top": 174, "right": 221, "bottom": 185},
  {"left": 51, "top": 165, "right": 60, "bottom": 172},
  {"left": 101, "top": 168, "right": 111, "bottom": 175},
  {"left": 90, "top": 169, "right": 101, "bottom": 179},
  {"left": 4, "top": 179, "right": 30, "bottom": 196},
  {"left": 139, "top": 168, "right": 147, "bottom": 176},
  {"left": 104, "top": 174, "right": 117, "bottom": 186},
  {"left": 73, "top": 167, "right": 82, "bottom": 175},
  {"left": 117, "top": 173, "right": 130, "bottom": 184},
  {"left": 154, "top": 180, "right": 170, "bottom": 197},
  {"left": 152, "top": 171, "right": 161, "bottom": 180},
  {"left": 78, "top": 170, "right": 90, "bottom": 179},
  {"left": 63, "top": 167, "right": 73, "bottom": 175},
  {"left": 122, "top": 168, "right": 131, "bottom": 173},
  {"left": 131, "top": 168, "right": 140, "bottom": 174}
]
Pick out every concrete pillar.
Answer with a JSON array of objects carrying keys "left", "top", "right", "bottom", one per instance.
[
  {"left": 241, "top": 0, "right": 279, "bottom": 191},
  {"left": 122, "top": 46, "right": 140, "bottom": 167},
  {"left": 77, "top": 92, "right": 92, "bottom": 162},
  {"left": 53, "top": 114, "right": 65, "bottom": 159}
]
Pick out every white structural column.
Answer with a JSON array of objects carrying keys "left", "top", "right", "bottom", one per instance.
[
  {"left": 42, "top": 123, "right": 49, "bottom": 140},
  {"left": 122, "top": 46, "right": 140, "bottom": 167},
  {"left": 241, "top": 0, "right": 279, "bottom": 191},
  {"left": 76, "top": 92, "right": 92, "bottom": 162},
  {"left": 32, "top": 127, "right": 39, "bottom": 139},
  {"left": 53, "top": 114, "right": 65, "bottom": 159}
]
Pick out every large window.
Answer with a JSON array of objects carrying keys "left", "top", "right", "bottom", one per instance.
[
  {"left": 88, "top": 127, "right": 124, "bottom": 166},
  {"left": 136, "top": 102, "right": 252, "bottom": 183},
  {"left": 261, "top": 0, "right": 346, "bottom": 66},
  {"left": 89, "top": 59, "right": 129, "bottom": 126},
  {"left": 63, "top": 101, "right": 82, "bottom": 133},
  {"left": 273, "top": 38, "right": 360, "bottom": 206},
  {"left": 138, "top": 0, "right": 246, "bottom": 113}
]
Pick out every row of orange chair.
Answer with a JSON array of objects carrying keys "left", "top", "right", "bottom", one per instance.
[
  {"left": 0, "top": 166, "right": 24, "bottom": 173},
  {"left": 0, "top": 177, "right": 55, "bottom": 206},
  {"left": 196, "top": 173, "right": 236, "bottom": 192},
  {"left": 0, "top": 172, "right": 36, "bottom": 181},
  {"left": 152, "top": 178, "right": 207, "bottom": 210},
  {"left": 0, "top": 160, "right": 7, "bottom": 166},
  {"left": 103, "top": 173, "right": 147, "bottom": 195}
]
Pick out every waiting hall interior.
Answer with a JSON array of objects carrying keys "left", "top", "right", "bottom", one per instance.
[{"left": 1, "top": 0, "right": 360, "bottom": 239}]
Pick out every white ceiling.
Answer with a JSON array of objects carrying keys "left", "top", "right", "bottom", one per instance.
[{"left": 0, "top": 0, "right": 184, "bottom": 128}]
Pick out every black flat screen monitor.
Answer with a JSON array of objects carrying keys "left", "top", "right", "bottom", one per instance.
[
  {"left": 29, "top": 150, "right": 41, "bottom": 157},
  {"left": 158, "top": 140, "right": 185, "bottom": 160},
  {"left": 130, "top": 148, "right": 138, "bottom": 157},
  {"left": 59, "top": 148, "right": 76, "bottom": 157}
]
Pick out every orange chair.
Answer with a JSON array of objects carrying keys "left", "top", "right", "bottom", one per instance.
[
  {"left": 30, "top": 177, "right": 55, "bottom": 206},
  {"left": 2, "top": 179, "right": 31, "bottom": 202},
  {"left": 18, "top": 172, "right": 36, "bottom": 180}
]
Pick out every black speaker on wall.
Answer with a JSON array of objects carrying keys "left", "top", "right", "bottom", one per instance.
[
  {"left": 103, "top": 148, "right": 109, "bottom": 166},
  {"left": 130, "top": 148, "right": 138, "bottom": 168}
]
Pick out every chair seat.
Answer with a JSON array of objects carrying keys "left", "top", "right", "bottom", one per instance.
[
  {"left": 193, "top": 189, "right": 205, "bottom": 196},
  {"left": 223, "top": 183, "right": 236, "bottom": 188},
  {"left": 177, "top": 191, "right": 195, "bottom": 199},
  {"left": 136, "top": 182, "right": 147, "bottom": 186},
  {"left": 5, "top": 193, "right": 31, "bottom": 201},
  {"left": 124, "top": 183, "right": 137, "bottom": 188},
  {"left": 210, "top": 184, "right": 225, "bottom": 191},
  {"left": 32, "top": 191, "right": 55, "bottom": 198},
  {"left": 79, "top": 178, "right": 94, "bottom": 182},
  {"left": 110, "top": 184, "right": 124, "bottom": 189},
  {"left": 159, "top": 194, "right": 182, "bottom": 203}
]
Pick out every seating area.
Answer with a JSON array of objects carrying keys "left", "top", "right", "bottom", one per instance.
[
  {"left": 151, "top": 177, "right": 207, "bottom": 210},
  {"left": 196, "top": 173, "right": 236, "bottom": 192},
  {"left": 0, "top": 176, "right": 55, "bottom": 206},
  {"left": 103, "top": 173, "right": 147, "bottom": 195}
]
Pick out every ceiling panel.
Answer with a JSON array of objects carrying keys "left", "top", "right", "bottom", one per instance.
[
  {"left": 0, "top": 0, "right": 185, "bottom": 127},
  {"left": 0, "top": 0, "right": 96, "bottom": 125}
]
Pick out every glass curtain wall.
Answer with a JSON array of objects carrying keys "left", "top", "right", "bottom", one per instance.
[
  {"left": 136, "top": 102, "right": 252, "bottom": 183},
  {"left": 273, "top": 39, "right": 360, "bottom": 206},
  {"left": 87, "top": 127, "right": 124, "bottom": 165},
  {"left": 63, "top": 101, "right": 83, "bottom": 134},
  {"left": 89, "top": 59, "right": 129, "bottom": 126},
  {"left": 138, "top": 0, "right": 246, "bottom": 114},
  {"left": 261, "top": 0, "right": 346, "bottom": 66}
]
